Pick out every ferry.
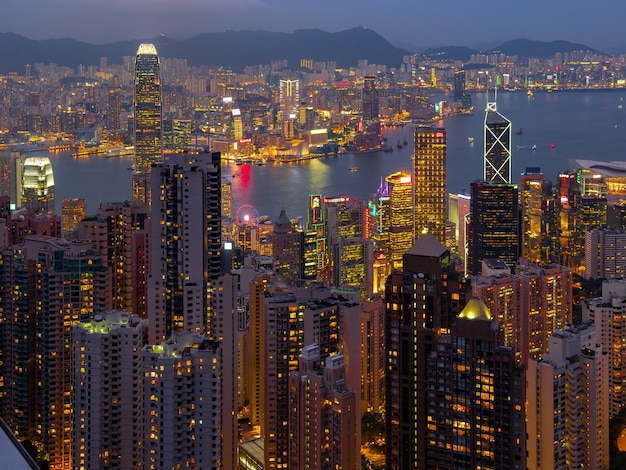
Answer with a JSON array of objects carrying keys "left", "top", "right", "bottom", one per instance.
[
  {"left": 349, "top": 167, "right": 358, "bottom": 172},
  {"left": 105, "top": 146, "right": 135, "bottom": 158}
]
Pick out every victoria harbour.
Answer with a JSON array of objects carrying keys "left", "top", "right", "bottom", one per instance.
[{"left": 44, "top": 89, "right": 626, "bottom": 219}]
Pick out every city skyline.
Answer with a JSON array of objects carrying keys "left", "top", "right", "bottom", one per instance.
[{"left": 1, "top": 0, "right": 625, "bottom": 51}]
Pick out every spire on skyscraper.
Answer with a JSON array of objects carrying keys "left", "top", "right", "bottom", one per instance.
[{"left": 484, "top": 90, "right": 512, "bottom": 184}]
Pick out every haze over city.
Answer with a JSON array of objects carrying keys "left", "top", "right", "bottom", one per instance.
[{"left": 1, "top": 0, "right": 625, "bottom": 50}]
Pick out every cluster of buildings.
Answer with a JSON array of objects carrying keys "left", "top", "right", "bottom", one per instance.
[{"left": 1, "top": 43, "right": 626, "bottom": 470}]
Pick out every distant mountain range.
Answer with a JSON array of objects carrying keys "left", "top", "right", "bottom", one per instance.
[
  {"left": 0, "top": 28, "right": 409, "bottom": 74},
  {"left": 0, "top": 30, "right": 608, "bottom": 75},
  {"left": 422, "top": 38, "right": 606, "bottom": 62}
]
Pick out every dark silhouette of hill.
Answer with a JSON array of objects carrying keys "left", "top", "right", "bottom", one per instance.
[
  {"left": 422, "top": 38, "right": 604, "bottom": 62},
  {"left": 490, "top": 38, "right": 605, "bottom": 58},
  {"left": 0, "top": 28, "right": 409, "bottom": 74}
]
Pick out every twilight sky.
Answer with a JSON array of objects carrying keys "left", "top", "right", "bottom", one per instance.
[{"left": 1, "top": 0, "right": 625, "bottom": 51}]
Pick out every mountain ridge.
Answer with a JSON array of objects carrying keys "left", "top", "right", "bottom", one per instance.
[{"left": 0, "top": 30, "right": 608, "bottom": 74}]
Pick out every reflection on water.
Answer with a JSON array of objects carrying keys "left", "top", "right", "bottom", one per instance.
[{"left": 41, "top": 89, "right": 626, "bottom": 220}]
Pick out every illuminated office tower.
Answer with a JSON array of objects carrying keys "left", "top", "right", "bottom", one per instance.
[
  {"left": 527, "top": 322, "right": 608, "bottom": 470},
  {"left": 279, "top": 79, "right": 300, "bottom": 119},
  {"left": 360, "top": 296, "right": 385, "bottom": 415},
  {"left": 383, "top": 171, "right": 413, "bottom": 270},
  {"left": 21, "top": 156, "right": 54, "bottom": 213},
  {"left": 581, "top": 279, "right": 626, "bottom": 417},
  {"left": 0, "top": 236, "right": 111, "bottom": 470},
  {"left": 324, "top": 196, "right": 370, "bottom": 298},
  {"left": 306, "top": 194, "right": 328, "bottom": 281},
  {"left": 72, "top": 311, "right": 148, "bottom": 470},
  {"left": 133, "top": 44, "right": 162, "bottom": 205},
  {"left": 447, "top": 192, "right": 471, "bottom": 259},
  {"left": 361, "top": 75, "right": 379, "bottom": 122},
  {"left": 519, "top": 168, "right": 555, "bottom": 264},
  {"left": 585, "top": 227, "right": 626, "bottom": 279},
  {"left": 231, "top": 109, "right": 243, "bottom": 140},
  {"left": 467, "top": 180, "right": 519, "bottom": 275},
  {"left": 133, "top": 43, "right": 162, "bottom": 172},
  {"left": 272, "top": 209, "right": 303, "bottom": 285},
  {"left": 288, "top": 346, "right": 359, "bottom": 470},
  {"left": 414, "top": 127, "right": 446, "bottom": 243},
  {"left": 368, "top": 182, "right": 390, "bottom": 255},
  {"left": 142, "top": 332, "right": 222, "bottom": 470},
  {"left": 484, "top": 100, "right": 511, "bottom": 183},
  {"left": 107, "top": 88, "right": 121, "bottom": 130},
  {"left": 77, "top": 201, "right": 150, "bottom": 314},
  {"left": 453, "top": 69, "right": 465, "bottom": 101},
  {"left": 385, "top": 235, "right": 470, "bottom": 470},
  {"left": 472, "top": 259, "right": 572, "bottom": 364},
  {"left": 555, "top": 169, "right": 607, "bottom": 272},
  {"left": 148, "top": 152, "right": 221, "bottom": 344},
  {"left": 61, "top": 197, "right": 86, "bottom": 233},
  {"left": 221, "top": 179, "right": 233, "bottom": 241},
  {"left": 173, "top": 119, "right": 192, "bottom": 152}
]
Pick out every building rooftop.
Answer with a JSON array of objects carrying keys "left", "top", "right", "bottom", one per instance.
[
  {"left": 406, "top": 233, "right": 447, "bottom": 258},
  {"left": 458, "top": 297, "right": 492, "bottom": 321}
]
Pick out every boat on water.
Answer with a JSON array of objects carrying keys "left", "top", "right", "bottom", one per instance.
[
  {"left": 349, "top": 167, "right": 358, "bottom": 172},
  {"left": 467, "top": 137, "right": 474, "bottom": 144},
  {"left": 527, "top": 89, "right": 534, "bottom": 97},
  {"left": 402, "top": 138, "right": 408, "bottom": 146},
  {"left": 515, "top": 128, "right": 523, "bottom": 135},
  {"left": 532, "top": 145, "right": 537, "bottom": 150},
  {"left": 382, "top": 145, "right": 393, "bottom": 153},
  {"left": 396, "top": 141, "right": 403, "bottom": 149},
  {"left": 256, "top": 158, "right": 267, "bottom": 166}
]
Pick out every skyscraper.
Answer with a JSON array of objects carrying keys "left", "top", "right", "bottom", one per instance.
[
  {"left": 72, "top": 311, "right": 148, "bottom": 470},
  {"left": 467, "top": 180, "right": 519, "bottom": 275},
  {"left": 107, "top": 88, "right": 121, "bottom": 130},
  {"left": 374, "top": 171, "right": 413, "bottom": 270},
  {"left": 21, "top": 156, "right": 54, "bottom": 214},
  {"left": 414, "top": 127, "right": 446, "bottom": 243},
  {"left": 147, "top": 152, "right": 221, "bottom": 344},
  {"left": 581, "top": 279, "right": 626, "bottom": 416},
  {"left": 519, "top": 168, "right": 555, "bottom": 264},
  {"left": 61, "top": 197, "right": 86, "bottom": 233},
  {"left": 484, "top": 101, "right": 512, "bottom": 183},
  {"left": 555, "top": 169, "right": 607, "bottom": 272},
  {"left": 279, "top": 79, "right": 300, "bottom": 119},
  {"left": 361, "top": 76, "right": 379, "bottom": 122},
  {"left": 142, "top": 332, "right": 222, "bottom": 470},
  {"left": 527, "top": 322, "right": 609, "bottom": 470},
  {"left": 288, "top": 346, "right": 359, "bottom": 470},
  {"left": 389, "top": 285, "right": 526, "bottom": 470},
  {"left": 271, "top": 209, "right": 303, "bottom": 285},
  {"left": 324, "top": 196, "right": 370, "bottom": 297},
  {"left": 77, "top": 201, "right": 150, "bottom": 314},
  {"left": 0, "top": 237, "right": 111, "bottom": 469},
  {"left": 133, "top": 43, "right": 162, "bottom": 204}
]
